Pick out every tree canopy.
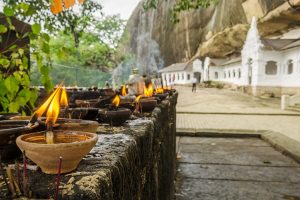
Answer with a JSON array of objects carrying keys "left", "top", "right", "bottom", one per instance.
[{"left": 0, "top": 0, "right": 126, "bottom": 113}]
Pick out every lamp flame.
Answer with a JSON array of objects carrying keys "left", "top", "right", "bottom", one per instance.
[
  {"left": 45, "top": 88, "right": 62, "bottom": 125},
  {"left": 144, "top": 83, "right": 153, "bottom": 97},
  {"left": 135, "top": 95, "right": 142, "bottom": 112},
  {"left": 60, "top": 87, "right": 68, "bottom": 107},
  {"left": 32, "top": 83, "right": 68, "bottom": 126},
  {"left": 34, "top": 86, "right": 61, "bottom": 118},
  {"left": 155, "top": 88, "right": 164, "bottom": 94},
  {"left": 112, "top": 95, "right": 120, "bottom": 107},
  {"left": 163, "top": 86, "right": 171, "bottom": 90},
  {"left": 121, "top": 85, "right": 127, "bottom": 96},
  {"left": 135, "top": 95, "right": 142, "bottom": 103}
]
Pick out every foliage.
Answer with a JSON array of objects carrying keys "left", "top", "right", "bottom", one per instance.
[
  {"left": 30, "top": 15, "right": 125, "bottom": 87},
  {"left": 0, "top": 3, "right": 52, "bottom": 113},
  {"left": 0, "top": 1, "right": 125, "bottom": 113},
  {"left": 3, "top": 0, "right": 103, "bottom": 47},
  {"left": 48, "top": 14, "right": 125, "bottom": 70},
  {"left": 143, "top": 0, "right": 218, "bottom": 23}
]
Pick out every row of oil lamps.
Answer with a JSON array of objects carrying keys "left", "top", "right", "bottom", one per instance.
[
  {"left": 0, "top": 82, "right": 174, "bottom": 198},
  {"left": 0, "top": 83, "right": 173, "bottom": 178}
]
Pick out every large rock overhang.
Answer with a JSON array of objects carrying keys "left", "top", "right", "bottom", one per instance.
[{"left": 195, "top": 0, "right": 300, "bottom": 59}]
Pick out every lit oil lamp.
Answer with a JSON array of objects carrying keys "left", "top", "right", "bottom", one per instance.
[
  {"left": 0, "top": 120, "right": 40, "bottom": 161},
  {"left": 121, "top": 85, "right": 127, "bottom": 97},
  {"left": 98, "top": 94, "right": 132, "bottom": 126},
  {"left": 135, "top": 84, "right": 157, "bottom": 113},
  {"left": 16, "top": 85, "right": 98, "bottom": 174},
  {"left": 154, "top": 87, "right": 169, "bottom": 101}
]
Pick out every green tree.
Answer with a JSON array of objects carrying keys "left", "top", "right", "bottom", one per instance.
[
  {"left": 0, "top": 3, "right": 51, "bottom": 113},
  {"left": 3, "top": 0, "right": 103, "bottom": 47},
  {"left": 30, "top": 14, "right": 125, "bottom": 87}
]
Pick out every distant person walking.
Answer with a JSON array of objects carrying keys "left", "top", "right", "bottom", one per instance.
[{"left": 192, "top": 77, "right": 197, "bottom": 92}]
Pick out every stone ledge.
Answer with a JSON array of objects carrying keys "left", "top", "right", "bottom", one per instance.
[
  {"left": 0, "top": 93, "right": 178, "bottom": 200},
  {"left": 176, "top": 128, "right": 300, "bottom": 164}
]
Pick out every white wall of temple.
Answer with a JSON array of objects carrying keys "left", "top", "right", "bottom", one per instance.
[
  {"left": 193, "top": 59, "right": 203, "bottom": 73},
  {"left": 254, "top": 47, "right": 300, "bottom": 87},
  {"left": 161, "top": 71, "right": 194, "bottom": 86},
  {"left": 208, "top": 63, "right": 243, "bottom": 85},
  {"left": 280, "top": 46, "right": 300, "bottom": 87}
]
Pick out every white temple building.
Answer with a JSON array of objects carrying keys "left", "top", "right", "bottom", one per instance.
[
  {"left": 159, "top": 60, "right": 202, "bottom": 86},
  {"left": 160, "top": 17, "right": 300, "bottom": 97}
]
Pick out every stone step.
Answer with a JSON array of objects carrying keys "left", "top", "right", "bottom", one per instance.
[{"left": 286, "top": 106, "right": 300, "bottom": 112}]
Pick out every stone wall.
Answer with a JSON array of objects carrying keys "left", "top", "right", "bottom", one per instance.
[{"left": 20, "top": 92, "right": 178, "bottom": 200}]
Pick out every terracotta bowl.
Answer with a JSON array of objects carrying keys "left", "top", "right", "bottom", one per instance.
[
  {"left": 9, "top": 117, "right": 99, "bottom": 133},
  {"left": 120, "top": 99, "right": 135, "bottom": 111},
  {"left": 56, "top": 119, "right": 99, "bottom": 133},
  {"left": 139, "top": 98, "right": 157, "bottom": 112},
  {"left": 60, "top": 108, "right": 99, "bottom": 121},
  {"left": 0, "top": 113, "right": 20, "bottom": 120},
  {"left": 16, "top": 131, "right": 98, "bottom": 174},
  {"left": 74, "top": 99, "right": 99, "bottom": 107},
  {"left": 154, "top": 93, "right": 168, "bottom": 101},
  {"left": 0, "top": 120, "right": 41, "bottom": 160},
  {"left": 98, "top": 107, "right": 131, "bottom": 126}
]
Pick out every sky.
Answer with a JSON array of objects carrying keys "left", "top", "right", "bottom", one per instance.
[
  {"left": 0, "top": 0, "right": 141, "bottom": 20},
  {"left": 100, "top": 0, "right": 140, "bottom": 20}
]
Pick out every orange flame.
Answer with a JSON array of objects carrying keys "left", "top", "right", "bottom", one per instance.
[
  {"left": 155, "top": 88, "right": 164, "bottom": 94},
  {"left": 34, "top": 86, "right": 61, "bottom": 118},
  {"left": 112, "top": 95, "right": 120, "bottom": 107},
  {"left": 33, "top": 83, "right": 68, "bottom": 126},
  {"left": 135, "top": 95, "right": 142, "bottom": 103},
  {"left": 121, "top": 85, "right": 127, "bottom": 96},
  {"left": 163, "top": 86, "right": 171, "bottom": 90},
  {"left": 45, "top": 88, "right": 62, "bottom": 125},
  {"left": 135, "top": 95, "right": 142, "bottom": 112},
  {"left": 144, "top": 83, "right": 153, "bottom": 97},
  {"left": 60, "top": 87, "right": 68, "bottom": 107}
]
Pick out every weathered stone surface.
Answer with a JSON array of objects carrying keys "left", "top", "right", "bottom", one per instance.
[
  {"left": 178, "top": 163, "right": 300, "bottom": 183},
  {"left": 175, "top": 179, "right": 300, "bottom": 200},
  {"left": 175, "top": 136, "right": 300, "bottom": 200},
  {"left": 179, "top": 137, "right": 270, "bottom": 146},
  {"left": 124, "top": 0, "right": 300, "bottom": 68},
  {"left": 179, "top": 149, "right": 299, "bottom": 166},
  {"left": 0, "top": 93, "right": 178, "bottom": 200}
]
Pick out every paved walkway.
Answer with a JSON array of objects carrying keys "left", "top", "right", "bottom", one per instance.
[
  {"left": 175, "top": 137, "right": 300, "bottom": 200},
  {"left": 176, "top": 86, "right": 300, "bottom": 143},
  {"left": 175, "top": 87, "right": 300, "bottom": 199}
]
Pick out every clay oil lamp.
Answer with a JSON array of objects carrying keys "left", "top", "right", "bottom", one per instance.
[
  {"left": 0, "top": 120, "right": 41, "bottom": 160},
  {"left": 154, "top": 87, "right": 168, "bottom": 101},
  {"left": 61, "top": 90, "right": 99, "bottom": 121},
  {"left": 0, "top": 113, "right": 20, "bottom": 120},
  {"left": 163, "top": 86, "right": 176, "bottom": 94},
  {"left": 135, "top": 84, "right": 157, "bottom": 113},
  {"left": 98, "top": 94, "right": 132, "bottom": 126},
  {"left": 99, "top": 88, "right": 116, "bottom": 97},
  {"left": 16, "top": 86, "right": 98, "bottom": 174},
  {"left": 119, "top": 85, "right": 135, "bottom": 111}
]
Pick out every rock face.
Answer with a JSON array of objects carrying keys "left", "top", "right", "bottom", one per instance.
[{"left": 123, "top": 0, "right": 300, "bottom": 69}]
